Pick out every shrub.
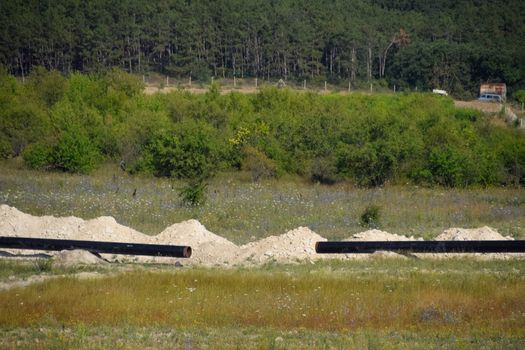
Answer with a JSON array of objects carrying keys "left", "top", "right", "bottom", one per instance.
[
  {"left": 0, "top": 138, "right": 12, "bottom": 159},
  {"left": 360, "top": 205, "right": 381, "bottom": 228},
  {"left": 23, "top": 143, "right": 53, "bottom": 169},
  {"left": 105, "top": 68, "right": 143, "bottom": 98},
  {"left": 178, "top": 178, "right": 208, "bottom": 207},
  {"left": 52, "top": 127, "right": 100, "bottom": 173},
  {"left": 144, "top": 120, "right": 221, "bottom": 179},
  {"left": 28, "top": 66, "right": 67, "bottom": 107},
  {"left": 454, "top": 108, "right": 481, "bottom": 122},
  {"left": 427, "top": 146, "right": 466, "bottom": 187},
  {"left": 310, "top": 156, "right": 338, "bottom": 184},
  {"left": 241, "top": 146, "right": 278, "bottom": 181}
]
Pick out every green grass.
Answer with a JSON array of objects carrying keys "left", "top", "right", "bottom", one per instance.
[
  {"left": 1, "top": 159, "right": 524, "bottom": 243},
  {"left": 0, "top": 259, "right": 524, "bottom": 348},
  {"left": 1, "top": 326, "right": 524, "bottom": 349}
]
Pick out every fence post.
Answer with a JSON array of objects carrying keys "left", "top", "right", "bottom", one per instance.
[
  {"left": 370, "top": 83, "right": 373, "bottom": 92},
  {"left": 303, "top": 80, "right": 306, "bottom": 90},
  {"left": 348, "top": 81, "right": 351, "bottom": 93},
  {"left": 255, "top": 77, "right": 258, "bottom": 88},
  {"left": 166, "top": 76, "right": 169, "bottom": 87},
  {"left": 189, "top": 76, "right": 192, "bottom": 87}
]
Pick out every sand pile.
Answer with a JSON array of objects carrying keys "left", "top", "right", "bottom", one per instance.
[
  {"left": 0, "top": 205, "right": 149, "bottom": 243},
  {"left": 53, "top": 250, "right": 108, "bottom": 267},
  {"left": 154, "top": 220, "right": 238, "bottom": 266},
  {"left": 436, "top": 226, "right": 513, "bottom": 241},
  {"left": 0, "top": 205, "right": 83, "bottom": 239},
  {"left": 237, "top": 227, "right": 326, "bottom": 264},
  {"left": 345, "top": 229, "right": 421, "bottom": 241},
  {"left": 0, "top": 205, "right": 522, "bottom": 265}
]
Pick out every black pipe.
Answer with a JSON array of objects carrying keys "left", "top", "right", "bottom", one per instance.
[
  {"left": 315, "top": 240, "right": 525, "bottom": 254},
  {"left": 0, "top": 236, "right": 191, "bottom": 258}
]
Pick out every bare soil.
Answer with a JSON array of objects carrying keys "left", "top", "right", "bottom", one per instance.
[{"left": 0, "top": 205, "right": 522, "bottom": 267}]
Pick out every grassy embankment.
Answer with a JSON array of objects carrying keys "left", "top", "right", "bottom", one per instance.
[
  {"left": 0, "top": 258, "right": 524, "bottom": 349},
  {"left": 1, "top": 159, "right": 524, "bottom": 243}
]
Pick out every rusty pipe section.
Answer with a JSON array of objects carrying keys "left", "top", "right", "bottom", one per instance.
[
  {"left": 0, "top": 236, "right": 192, "bottom": 258},
  {"left": 316, "top": 240, "right": 525, "bottom": 254}
]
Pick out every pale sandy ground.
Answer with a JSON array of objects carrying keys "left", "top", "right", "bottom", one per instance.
[
  {"left": 1, "top": 204, "right": 523, "bottom": 290},
  {"left": 1, "top": 205, "right": 522, "bottom": 267}
]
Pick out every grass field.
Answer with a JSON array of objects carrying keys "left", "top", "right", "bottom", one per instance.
[
  {"left": 0, "top": 258, "right": 524, "bottom": 349},
  {"left": 1, "top": 160, "right": 524, "bottom": 348},
  {"left": 1, "top": 159, "right": 523, "bottom": 243}
]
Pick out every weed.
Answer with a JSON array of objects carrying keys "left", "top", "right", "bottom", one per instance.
[
  {"left": 360, "top": 205, "right": 381, "bottom": 228},
  {"left": 178, "top": 178, "right": 208, "bottom": 207},
  {"left": 32, "top": 258, "right": 53, "bottom": 272}
]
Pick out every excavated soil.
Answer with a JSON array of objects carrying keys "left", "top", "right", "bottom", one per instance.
[{"left": 0, "top": 205, "right": 523, "bottom": 266}]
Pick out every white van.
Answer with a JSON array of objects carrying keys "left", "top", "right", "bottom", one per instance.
[{"left": 478, "top": 93, "right": 502, "bottom": 102}]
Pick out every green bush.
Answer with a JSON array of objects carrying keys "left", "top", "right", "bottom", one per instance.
[
  {"left": 0, "top": 138, "right": 12, "bottom": 159},
  {"left": 360, "top": 205, "right": 381, "bottom": 228},
  {"left": 241, "top": 145, "right": 278, "bottom": 182},
  {"left": 178, "top": 178, "right": 208, "bottom": 207},
  {"left": 52, "top": 127, "right": 100, "bottom": 173},
  {"left": 28, "top": 66, "right": 67, "bottom": 107},
  {"left": 23, "top": 143, "right": 53, "bottom": 169},
  {"left": 143, "top": 120, "right": 221, "bottom": 180}
]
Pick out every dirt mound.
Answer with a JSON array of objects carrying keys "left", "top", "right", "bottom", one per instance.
[
  {"left": 345, "top": 229, "right": 420, "bottom": 241},
  {"left": 0, "top": 205, "right": 149, "bottom": 243},
  {"left": 1, "top": 205, "right": 523, "bottom": 265},
  {"left": 79, "top": 217, "right": 151, "bottom": 243},
  {"left": 0, "top": 205, "right": 83, "bottom": 239},
  {"left": 436, "top": 226, "right": 513, "bottom": 240},
  {"left": 155, "top": 220, "right": 238, "bottom": 266},
  {"left": 237, "top": 227, "right": 326, "bottom": 264},
  {"left": 53, "top": 250, "right": 108, "bottom": 267}
]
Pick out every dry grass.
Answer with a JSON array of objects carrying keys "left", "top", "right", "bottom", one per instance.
[
  {"left": 1, "top": 160, "right": 523, "bottom": 243},
  {"left": 1, "top": 261, "right": 524, "bottom": 334}
]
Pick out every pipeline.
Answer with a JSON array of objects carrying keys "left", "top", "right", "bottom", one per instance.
[
  {"left": 315, "top": 240, "right": 525, "bottom": 254},
  {"left": 0, "top": 236, "right": 192, "bottom": 258}
]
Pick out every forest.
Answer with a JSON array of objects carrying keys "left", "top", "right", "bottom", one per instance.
[{"left": 1, "top": 0, "right": 525, "bottom": 97}]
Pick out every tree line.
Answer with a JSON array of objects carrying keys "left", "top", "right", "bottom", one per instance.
[
  {"left": 1, "top": 68, "right": 523, "bottom": 188},
  {"left": 1, "top": 0, "right": 524, "bottom": 96}
]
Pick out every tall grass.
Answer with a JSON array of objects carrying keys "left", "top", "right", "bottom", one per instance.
[
  {"left": 1, "top": 160, "right": 523, "bottom": 243},
  {"left": 1, "top": 260, "right": 524, "bottom": 334}
]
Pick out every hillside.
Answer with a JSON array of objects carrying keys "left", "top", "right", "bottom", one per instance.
[{"left": 1, "top": 0, "right": 524, "bottom": 96}]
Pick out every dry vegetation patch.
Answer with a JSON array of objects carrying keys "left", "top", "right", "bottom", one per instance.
[{"left": 0, "top": 265, "right": 523, "bottom": 335}]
